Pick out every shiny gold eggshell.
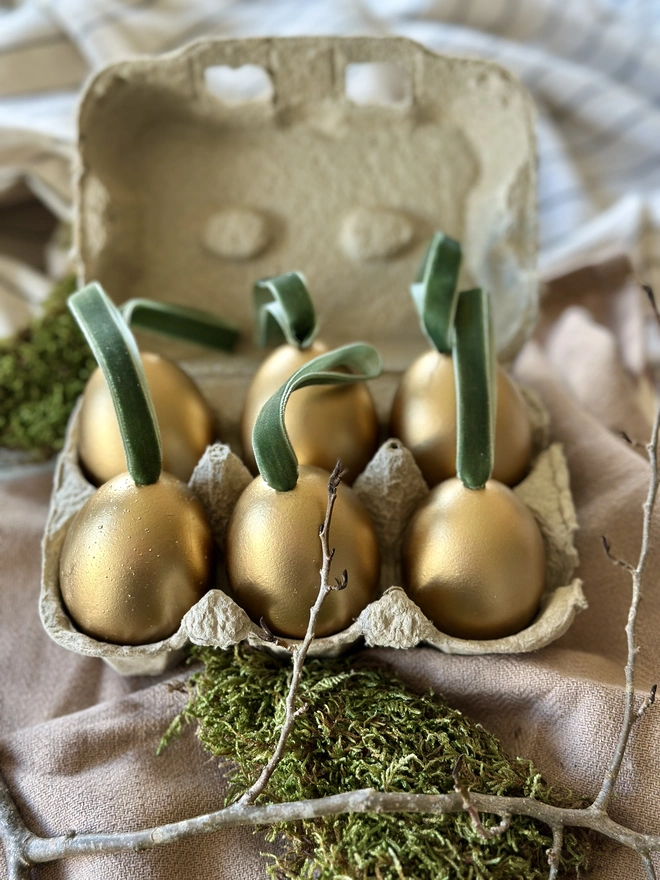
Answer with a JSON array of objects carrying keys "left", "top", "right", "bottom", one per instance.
[
  {"left": 402, "top": 477, "right": 545, "bottom": 640},
  {"left": 78, "top": 351, "right": 215, "bottom": 485},
  {"left": 226, "top": 465, "right": 380, "bottom": 638},
  {"left": 390, "top": 350, "right": 533, "bottom": 488},
  {"left": 241, "top": 341, "right": 379, "bottom": 484},
  {"left": 59, "top": 472, "right": 213, "bottom": 645}
]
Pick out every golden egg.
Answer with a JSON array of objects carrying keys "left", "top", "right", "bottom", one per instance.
[
  {"left": 241, "top": 341, "right": 379, "bottom": 484},
  {"left": 226, "top": 465, "right": 380, "bottom": 638},
  {"left": 390, "top": 350, "right": 533, "bottom": 488},
  {"left": 59, "top": 472, "right": 213, "bottom": 645},
  {"left": 402, "top": 477, "right": 545, "bottom": 640},
  {"left": 78, "top": 352, "right": 215, "bottom": 485}
]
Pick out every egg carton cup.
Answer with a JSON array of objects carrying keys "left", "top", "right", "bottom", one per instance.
[
  {"left": 39, "top": 402, "right": 250, "bottom": 676},
  {"left": 40, "top": 387, "right": 586, "bottom": 674}
]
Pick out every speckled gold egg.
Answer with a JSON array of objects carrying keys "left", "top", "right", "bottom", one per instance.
[
  {"left": 402, "top": 477, "right": 545, "bottom": 640},
  {"left": 226, "top": 465, "right": 380, "bottom": 638},
  {"left": 59, "top": 472, "right": 213, "bottom": 645},
  {"left": 390, "top": 350, "right": 533, "bottom": 488},
  {"left": 78, "top": 352, "right": 215, "bottom": 485},
  {"left": 241, "top": 341, "right": 379, "bottom": 484}
]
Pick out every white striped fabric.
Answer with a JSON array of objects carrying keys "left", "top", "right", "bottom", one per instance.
[
  {"left": 0, "top": 1, "right": 86, "bottom": 97},
  {"left": 0, "top": 0, "right": 658, "bottom": 333}
]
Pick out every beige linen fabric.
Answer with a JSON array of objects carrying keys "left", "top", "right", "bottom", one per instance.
[{"left": 1, "top": 253, "right": 659, "bottom": 878}]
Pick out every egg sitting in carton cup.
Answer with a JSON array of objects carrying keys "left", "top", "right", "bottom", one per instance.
[{"left": 39, "top": 237, "right": 586, "bottom": 676}]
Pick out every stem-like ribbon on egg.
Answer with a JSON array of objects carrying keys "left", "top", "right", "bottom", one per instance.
[
  {"left": 62, "top": 283, "right": 213, "bottom": 645},
  {"left": 253, "top": 271, "right": 319, "bottom": 349},
  {"left": 409, "top": 232, "right": 462, "bottom": 354},
  {"left": 251, "top": 343, "right": 382, "bottom": 492},
  {"left": 453, "top": 288, "right": 497, "bottom": 491},
  {"left": 243, "top": 273, "right": 379, "bottom": 484},
  {"left": 228, "top": 341, "right": 382, "bottom": 639},
  {"left": 401, "top": 283, "right": 545, "bottom": 641},
  {"left": 76, "top": 290, "right": 241, "bottom": 486},
  {"left": 69, "top": 283, "right": 162, "bottom": 487},
  {"left": 120, "top": 298, "right": 239, "bottom": 352}
]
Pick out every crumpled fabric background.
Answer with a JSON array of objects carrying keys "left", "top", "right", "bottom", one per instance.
[{"left": 2, "top": 0, "right": 660, "bottom": 878}]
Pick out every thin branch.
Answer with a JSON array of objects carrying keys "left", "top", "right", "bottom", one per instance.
[
  {"left": 238, "top": 460, "right": 344, "bottom": 807},
  {"left": 601, "top": 535, "right": 634, "bottom": 573},
  {"left": 7, "top": 785, "right": 660, "bottom": 867},
  {"left": 258, "top": 618, "right": 293, "bottom": 652},
  {"left": 620, "top": 430, "right": 646, "bottom": 450},
  {"left": 452, "top": 756, "right": 510, "bottom": 839},
  {"left": 640, "top": 852, "right": 658, "bottom": 880},
  {"left": 0, "top": 770, "right": 31, "bottom": 880},
  {"left": 637, "top": 685, "right": 657, "bottom": 721},
  {"left": 547, "top": 824, "right": 564, "bottom": 880},
  {"left": 593, "top": 356, "right": 660, "bottom": 813}
]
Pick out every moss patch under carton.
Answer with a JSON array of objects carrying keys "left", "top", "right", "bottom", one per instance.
[
  {"left": 161, "top": 645, "right": 591, "bottom": 879},
  {"left": 0, "top": 275, "right": 94, "bottom": 456}
]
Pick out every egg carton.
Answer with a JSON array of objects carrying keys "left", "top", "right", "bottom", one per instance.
[
  {"left": 39, "top": 35, "right": 589, "bottom": 674},
  {"left": 40, "top": 386, "right": 586, "bottom": 675}
]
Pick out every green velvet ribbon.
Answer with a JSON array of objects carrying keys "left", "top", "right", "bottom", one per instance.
[
  {"left": 253, "top": 343, "right": 382, "bottom": 492},
  {"left": 253, "top": 272, "right": 318, "bottom": 349},
  {"left": 69, "top": 283, "right": 162, "bottom": 486},
  {"left": 453, "top": 288, "right": 496, "bottom": 490},
  {"left": 120, "top": 299, "right": 239, "bottom": 351},
  {"left": 410, "top": 232, "right": 462, "bottom": 354}
]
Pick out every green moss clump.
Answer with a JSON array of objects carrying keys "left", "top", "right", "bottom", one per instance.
[
  {"left": 161, "top": 646, "right": 591, "bottom": 879},
  {"left": 0, "top": 275, "right": 95, "bottom": 456}
]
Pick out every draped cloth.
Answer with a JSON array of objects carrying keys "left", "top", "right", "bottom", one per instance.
[{"left": 1, "top": 251, "right": 659, "bottom": 878}]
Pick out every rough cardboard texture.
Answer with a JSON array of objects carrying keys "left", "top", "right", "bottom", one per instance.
[
  {"left": 39, "top": 389, "right": 586, "bottom": 674},
  {"left": 38, "top": 37, "right": 579, "bottom": 674},
  {"left": 75, "top": 36, "right": 537, "bottom": 365},
  {"left": 188, "top": 443, "right": 252, "bottom": 551}
]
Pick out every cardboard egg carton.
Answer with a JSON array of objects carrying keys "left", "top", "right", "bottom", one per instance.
[{"left": 40, "top": 36, "right": 586, "bottom": 673}]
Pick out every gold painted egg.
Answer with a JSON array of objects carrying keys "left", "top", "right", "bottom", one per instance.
[
  {"left": 78, "top": 352, "right": 215, "bottom": 485},
  {"left": 226, "top": 465, "right": 380, "bottom": 638},
  {"left": 390, "top": 350, "right": 533, "bottom": 488},
  {"left": 402, "top": 477, "right": 545, "bottom": 640},
  {"left": 59, "top": 472, "right": 213, "bottom": 645},
  {"left": 241, "top": 341, "right": 379, "bottom": 484}
]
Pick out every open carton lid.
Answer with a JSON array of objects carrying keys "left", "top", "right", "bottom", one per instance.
[{"left": 76, "top": 35, "right": 538, "bottom": 365}]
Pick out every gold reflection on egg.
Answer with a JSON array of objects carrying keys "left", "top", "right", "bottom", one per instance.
[
  {"left": 241, "top": 341, "right": 379, "bottom": 484},
  {"left": 59, "top": 472, "right": 213, "bottom": 645},
  {"left": 226, "top": 465, "right": 380, "bottom": 638},
  {"left": 78, "top": 352, "right": 215, "bottom": 485},
  {"left": 390, "top": 351, "right": 533, "bottom": 487},
  {"left": 402, "top": 477, "right": 545, "bottom": 640}
]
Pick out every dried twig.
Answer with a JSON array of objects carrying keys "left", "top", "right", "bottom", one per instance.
[
  {"left": 452, "top": 756, "right": 510, "bottom": 839},
  {"left": 620, "top": 430, "right": 645, "bottom": 450},
  {"left": 640, "top": 852, "right": 658, "bottom": 880},
  {"left": 593, "top": 312, "right": 660, "bottom": 814},
  {"left": 601, "top": 535, "right": 635, "bottom": 572},
  {"left": 238, "top": 460, "right": 345, "bottom": 807},
  {"left": 547, "top": 824, "right": 564, "bottom": 880},
  {"left": 0, "top": 768, "right": 31, "bottom": 880},
  {"left": 6, "top": 787, "right": 660, "bottom": 868}
]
